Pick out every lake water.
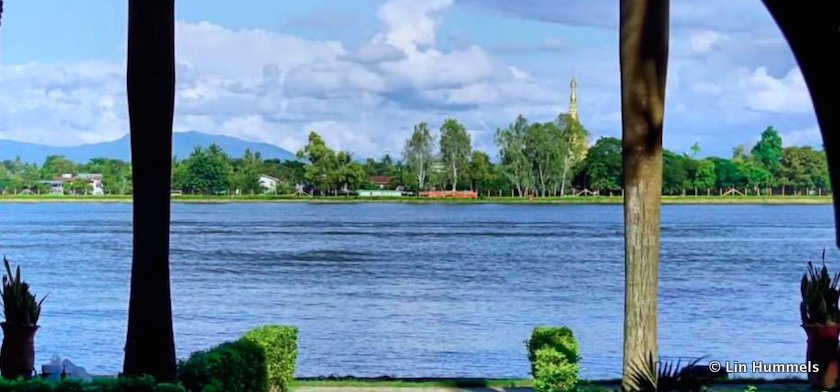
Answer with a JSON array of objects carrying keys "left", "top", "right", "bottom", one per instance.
[{"left": 0, "top": 202, "right": 835, "bottom": 379}]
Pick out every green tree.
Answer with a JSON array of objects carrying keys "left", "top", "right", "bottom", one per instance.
[
  {"left": 709, "top": 157, "right": 744, "bottom": 189},
  {"left": 403, "top": 122, "right": 435, "bottom": 191},
  {"left": 780, "top": 146, "right": 830, "bottom": 194},
  {"left": 577, "top": 137, "right": 622, "bottom": 192},
  {"left": 83, "top": 158, "right": 132, "bottom": 194},
  {"left": 662, "top": 150, "right": 688, "bottom": 194},
  {"left": 297, "top": 132, "right": 338, "bottom": 193},
  {"left": 178, "top": 145, "right": 231, "bottom": 194},
  {"left": 40, "top": 155, "right": 76, "bottom": 179},
  {"left": 230, "top": 149, "right": 262, "bottom": 194},
  {"left": 525, "top": 122, "right": 562, "bottom": 196},
  {"left": 333, "top": 151, "right": 367, "bottom": 192},
  {"left": 439, "top": 118, "right": 471, "bottom": 191},
  {"left": 556, "top": 114, "right": 589, "bottom": 196},
  {"left": 69, "top": 178, "right": 90, "bottom": 195},
  {"left": 690, "top": 159, "right": 717, "bottom": 190},
  {"left": 495, "top": 115, "right": 533, "bottom": 196},
  {"left": 751, "top": 126, "right": 783, "bottom": 181},
  {"left": 468, "top": 150, "right": 493, "bottom": 193}
]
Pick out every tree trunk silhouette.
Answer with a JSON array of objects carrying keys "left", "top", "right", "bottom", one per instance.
[
  {"left": 123, "top": 0, "right": 177, "bottom": 382},
  {"left": 619, "top": 0, "right": 669, "bottom": 388},
  {"left": 762, "top": 1, "right": 840, "bottom": 245}
]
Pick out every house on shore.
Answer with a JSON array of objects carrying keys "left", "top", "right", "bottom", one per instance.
[
  {"left": 368, "top": 175, "right": 391, "bottom": 189},
  {"left": 38, "top": 173, "right": 104, "bottom": 195},
  {"left": 259, "top": 174, "right": 280, "bottom": 194}
]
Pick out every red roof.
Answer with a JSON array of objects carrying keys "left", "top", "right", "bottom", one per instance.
[{"left": 369, "top": 175, "right": 391, "bottom": 184}]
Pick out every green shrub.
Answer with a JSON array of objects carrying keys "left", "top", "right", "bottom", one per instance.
[
  {"left": 178, "top": 340, "right": 267, "bottom": 392},
  {"left": 532, "top": 347, "right": 578, "bottom": 392},
  {"left": 118, "top": 375, "right": 157, "bottom": 392},
  {"left": 0, "top": 378, "right": 52, "bottom": 392},
  {"left": 155, "top": 383, "right": 186, "bottom": 392},
  {"left": 526, "top": 327, "right": 579, "bottom": 392},
  {"left": 0, "top": 376, "right": 181, "bottom": 392},
  {"left": 53, "top": 380, "right": 85, "bottom": 392},
  {"left": 241, "top": 325, "right": 297, "bottom": 392}
]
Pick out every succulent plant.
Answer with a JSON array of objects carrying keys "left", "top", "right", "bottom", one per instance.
[
  {"left": 1, "top": 256, "right": 46, "bottom": 325},
  {"left": 800, "top": 251, "right": 840, "bottom": 326}
]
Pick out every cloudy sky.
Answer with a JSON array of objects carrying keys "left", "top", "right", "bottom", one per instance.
[{"left": 0, "top": 0, "right": 821, "bottom": 158}]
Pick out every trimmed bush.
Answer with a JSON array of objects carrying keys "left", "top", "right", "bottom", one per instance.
[
  {"left": 526, "top": 327, "right": 578, "bottom": 392},
  {"left": 155, "top": 383, "right": 187, "bottom": 392},
  {"left": 532, "top": 347, "right": 578, "bottom": 392},
  {"left": 118, "top": 375, "right": 157, "bottom": 392},
  {"left": 241, "top": 325, "right": 297, "bottom": 392},
  {"left": 178, "top": 340, "right": 268, "bottom": 392}
]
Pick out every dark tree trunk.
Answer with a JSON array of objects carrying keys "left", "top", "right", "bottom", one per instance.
[
  {"left": 619, "top": 0, "right": 669, "bottom": 388},
  {"left": 762, "top": 1, "right": 840, "bottom": 246},
  {"left": 123, "top": 0, "right": 177, "bottom": 382}
]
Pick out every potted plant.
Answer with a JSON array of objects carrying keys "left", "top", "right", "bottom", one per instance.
[
  {"left": 0, "top": 256, "right": 46, "bottom": 379},
  {"left": 800, "top": 255, "right": 840, "bottom": 390}
]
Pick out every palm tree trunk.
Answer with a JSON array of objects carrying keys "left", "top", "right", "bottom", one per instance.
[
  {"left": 123, "top": 0, "right": 177, "bottom": 382},
  {"left": 762, "top": 1, "right": 840, "bottom": 246},
  {"left": 620, "top": 0, "right": 669, "bottom": 388}
]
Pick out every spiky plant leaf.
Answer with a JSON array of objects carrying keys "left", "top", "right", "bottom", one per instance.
[{"left": 1, "top": 256, "right": 45, "bottom": 325}]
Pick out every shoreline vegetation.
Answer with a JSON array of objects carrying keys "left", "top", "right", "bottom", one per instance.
[{"left": 0, "top": 194, "right": 831, "bottom": 204}]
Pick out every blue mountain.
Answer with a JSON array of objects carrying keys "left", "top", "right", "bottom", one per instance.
[{"left": 0, "top": 131, "right": 295, "bottom": 163}]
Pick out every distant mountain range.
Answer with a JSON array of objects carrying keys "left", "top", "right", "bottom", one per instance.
[{"left": 0, "top": 131, "right": 296, "bottom": 163}]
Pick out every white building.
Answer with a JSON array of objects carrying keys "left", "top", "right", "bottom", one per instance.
[
  {"left": 76, "top": 173, "right": 104, "bottom": 195},
  {"left": 259, "top": 174, "right": 279, "bottom": 194}
]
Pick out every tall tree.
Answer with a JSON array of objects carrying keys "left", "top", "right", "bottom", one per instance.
[
  {"left": 690, "top": 159, "right": 717, "bottom": 190},
  {"left": 40, "top": 155, "right": 76, "bottom": 179},
  {"left": 297, "top": 132, "right": 337, "bottom": 193},
  {"left": 231, "top": 149, "right": 262, "bottom": 194},
  {"left": 439, "top": 119, "right": 471, "bottom": 191},
  {"left": 619, "top": 0, "right": 669, "bottom": 389},
  {"left": 468, "top": 150, "right": 493, "bottom": 193},
  {"left": 579, "top": 137, "right": 622, "bottom": 192},
  {"left": 403, "top": 122, "right": 435, "bottom": 191},
  {"left": 751, "top": 126, "right": 783, "bottom": 172},
  {"left": 333, "top": 151, "right": 367, "bottom": 192},
  {"left": 524, "top": 122, "right": 562, "bottom": 197},
  {"left": 495, "top": 115, "right": 533, "bottom": 196},
  {"left": 124, "top": 0, "right": 177, "bottom": 382},
  {"left": 556, "top": 114, "right": 589, "bottom": 196}
]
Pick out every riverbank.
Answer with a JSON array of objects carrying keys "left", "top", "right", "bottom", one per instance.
[{"left": 0, "top": 194, "right": 831, "bottom": 204}]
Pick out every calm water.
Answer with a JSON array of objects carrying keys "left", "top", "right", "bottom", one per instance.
[{"left": 0, "top": 203, "right": 835, "bottom": 378}]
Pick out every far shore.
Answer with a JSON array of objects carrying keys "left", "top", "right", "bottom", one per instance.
[{"left": 0, "top": 194, "right": 832, "bottom": 205}]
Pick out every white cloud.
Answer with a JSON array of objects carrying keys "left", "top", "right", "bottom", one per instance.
[
  {"left": 741, "top": 67, "right": 812, "bottom": 114},
  {"left": 1, "top": 0, "right": 823, "bottom": 159},
  {"left": 781, "top": 126, "right": 822, "bottom": 147},
  {"left": 690, "top": 30, "right": 723, "bottom": 53},
  {"left": 374, "top": 0, "right": 454, "bottom": 54}
]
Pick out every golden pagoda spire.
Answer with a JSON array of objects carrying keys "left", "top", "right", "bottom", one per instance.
[{"left": 569, "top": 76, "right": 578, "bottom": 121}]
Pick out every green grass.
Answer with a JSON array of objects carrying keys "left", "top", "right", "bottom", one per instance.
[
  {"left": 0, "top": 194, "right": 832, "bottom": 204},
  {"left": 290, "top": 377, "right": 808, "bottom": 392},
  {"left": 293, "top": 377, "right": 532, "bottom": 388}
]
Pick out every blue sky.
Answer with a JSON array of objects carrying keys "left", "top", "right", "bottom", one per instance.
[{"left": 0, "top": 0, "right": 821, "bottom": 158}]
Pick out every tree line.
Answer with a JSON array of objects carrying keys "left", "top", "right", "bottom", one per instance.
[{"left": 0, "top": 117, "right": 830, "bottom": 196}]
